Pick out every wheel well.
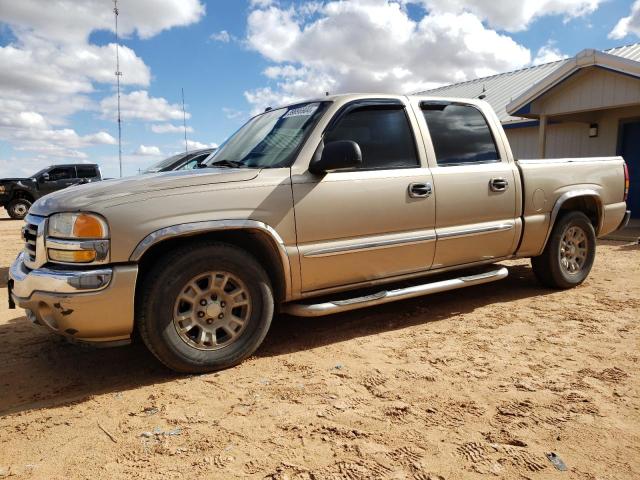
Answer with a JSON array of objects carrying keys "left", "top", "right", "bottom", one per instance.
[
  {"left": 135, "top": 229, "right": 287, "bottom": 304},
  {"left": 557, "top": 195, "right": 601, "bottom": 233},
  {"left": 11, "top": 190, "right": 34, "bottom": 203}
]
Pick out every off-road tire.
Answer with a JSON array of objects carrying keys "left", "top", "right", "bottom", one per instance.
[
  {"left": 531, "top": 211, "right": 596, "bottom": 289},
  {"left": 7, "top": 198, "right": 31, "bottom": 220},
  {"left": 137, "top": 241, "right": 274, "bottom": 373}
]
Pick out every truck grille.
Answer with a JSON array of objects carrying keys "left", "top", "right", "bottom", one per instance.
[{"left": 22, "top": 214, "right": 45, "bottom": 268}]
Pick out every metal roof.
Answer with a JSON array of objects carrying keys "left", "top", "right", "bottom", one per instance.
[{"left": 418, "top": 43, "right": 640, "bottom": 124}]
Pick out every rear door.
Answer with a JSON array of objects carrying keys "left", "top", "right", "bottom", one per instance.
[
  {"left": 619, "top": 120, "right": 640, "bottom": 218},
  {"left": 292, "top": 99, "right": 436, "bottom": 293},
  {"left": 414, "top": 101, "right": 519, "bottom": 268}
]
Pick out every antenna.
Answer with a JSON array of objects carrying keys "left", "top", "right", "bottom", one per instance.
[
  {"left": 181, "top": 88, "right": 188, "bottom": 153},
  {"left": 113, "top": 0, "right": 123, "bottom": 177}
]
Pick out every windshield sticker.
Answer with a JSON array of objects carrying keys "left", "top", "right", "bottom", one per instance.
[{"left": 283, "top": 103, "right": 320, "bottom": 118}]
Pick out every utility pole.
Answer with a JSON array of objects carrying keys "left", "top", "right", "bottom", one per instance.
[
  {"left": 113, "top": 0, "right": 123, "bottom": 177},
  {"left": 182, "top": 88, "right": 188, "bottom": 153}
]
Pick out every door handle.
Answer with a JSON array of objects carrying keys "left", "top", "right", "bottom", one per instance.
[
  {"left": 408, "top": 182, "right": 433, "bottom": 198},
  {"left": 489, "top": 178, "right": 509, "bottom": 192}
]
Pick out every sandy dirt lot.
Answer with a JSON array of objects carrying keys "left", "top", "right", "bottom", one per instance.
[{"left": 0, "top": 210, "right": 638, "bottom": 480}]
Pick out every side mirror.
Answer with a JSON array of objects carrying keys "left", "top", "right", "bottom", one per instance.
[
  {"left": 309, "top": 140, "right": 362, "bottom": 174},
  {"left": 41, "top": 173, "right": 50, "bottom": 182}
]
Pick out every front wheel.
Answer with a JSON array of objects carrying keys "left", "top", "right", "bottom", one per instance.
[
  {"left": 7, "top": 198, "right": 31, "bottom": 220},
  {"left": 137, "top": 242, "right": 274, "bottom": 373},
  {"left": 531, "top": 211, "right": 596, "bottom": 289}
]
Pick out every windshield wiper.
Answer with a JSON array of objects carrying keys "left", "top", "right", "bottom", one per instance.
[{"left": 207, "top": 159, "right": 246, "bottom": 169}]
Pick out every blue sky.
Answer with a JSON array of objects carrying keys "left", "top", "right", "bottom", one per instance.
[{"left": 1, "top": 0, "right": 639, "bottom": 178}]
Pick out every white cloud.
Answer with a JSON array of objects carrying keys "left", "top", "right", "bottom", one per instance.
[
  {"left": 1, "top": 126, "right": 116, "bottom": 160},
  {"left": 210, "top": 30, "right": 233, "bottom": 43},
  {"left": 186, "top": 140, "right": 219, "bottom": 150},
  {"left": 0, "top": 111, "right": 49, "bottom": 130},
  {"left": 134, "top": 144, "right": 163, "bottom": 156},
  {"left": 532, "top": 42, "right": 569, "bottom": 65},
  {"left": 414, "top": 0, "right": 602, "bottom": 32},
  {"left": 151, "top": 123, "right": 193, "bottom": 134},
  {"left": 244, "top": 1, "right": 531, "bottom": 113},
  {"left": 101, "top": 90, "right": 191, "bottom": 122},
  {"left": 0, "top": 0, "right": 205, "bottom": 44},
  {"left": 609, "top": 0, "right": 640, "bottom": 39},
  {"left": 222, "top": 107, "right": 247, "bottom": 121}
]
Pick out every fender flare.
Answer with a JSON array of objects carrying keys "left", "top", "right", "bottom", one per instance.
[
  {"left": 129, "top": 220, "right": 292, "bottom": 300},
  {"left": 542, "top": 189, "right": 603, "bottom": 249}
]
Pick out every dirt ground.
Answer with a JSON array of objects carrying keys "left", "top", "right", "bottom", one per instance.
[{"left": 0, "top": 210, "right": 638, "bottom": 480}]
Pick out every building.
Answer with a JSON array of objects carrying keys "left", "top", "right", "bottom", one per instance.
[{"left": 419, "top": 43, "right": 640, "bottom": 218}]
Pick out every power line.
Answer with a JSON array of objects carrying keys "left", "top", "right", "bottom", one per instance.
[
  {"left": 182, "top": 87, "right": 188, "bottom": 153},
  {"left": 113, "top": 0, "right": 123, "bottom": 177}
]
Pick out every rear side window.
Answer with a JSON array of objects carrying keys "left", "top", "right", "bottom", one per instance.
[
  {"left": 77, "top": 166, "right": 98, "bottom": 178},
  {"left": 421, "top": 103, "right": 500, "bottom": 166},
  {"left": 325, "top": 106, "right": 419, "bottom": 170}
]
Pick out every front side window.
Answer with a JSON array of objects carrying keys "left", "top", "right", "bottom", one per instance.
[
  {"left": 204, "top": 102, "right": 328, "bottom": 168},
  {"left": 47, "top": 167, "right": 74, "bottom": 181},
  {"left": 324, "top": 106, "right": 419, "bottom": 170},
  {"left": 422, "top": 103, "right": 500, "bottom": 166}
]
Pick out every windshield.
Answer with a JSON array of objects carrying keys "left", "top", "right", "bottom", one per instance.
[
  {"left": 143, "top": 153, "right": 188, "bottom": 173},
  {"left": 204, "top": 101, "right": 328, "bottom": 168}
]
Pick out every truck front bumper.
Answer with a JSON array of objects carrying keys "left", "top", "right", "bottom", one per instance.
[{"left": 8, "top": 252, "right": 137, "bottom": 345}]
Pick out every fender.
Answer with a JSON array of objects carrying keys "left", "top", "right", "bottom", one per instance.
[
  {"left": 129, "top": 219, "right": 292, "bottom": 299},
  {"left": 541, "top": 189, "right": 603, "bottom": 250}
]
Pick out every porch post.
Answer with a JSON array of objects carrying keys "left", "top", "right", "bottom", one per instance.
[{"left": 538, "top": 115, "right": 548, "bottom": 158}]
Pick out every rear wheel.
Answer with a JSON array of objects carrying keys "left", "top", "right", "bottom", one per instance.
[
  {"left": 7, "top": 198, "right": 31, "bottom": 220},
  {"left": 531, "top": 211, "right": 596, "bottom": 289},
  {"left": 137, "top": 242, "right": 274, "bottom": 373}
]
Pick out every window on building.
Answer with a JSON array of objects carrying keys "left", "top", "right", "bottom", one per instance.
[
  {"left": 421, "top": 103, "right": 500, "bottom": 166},
  {"left": 325, "top": 106, "right": 419, "bottom": 170}
]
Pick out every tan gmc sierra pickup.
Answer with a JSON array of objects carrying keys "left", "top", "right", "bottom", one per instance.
[{"left": 7, "top": 94, "right": 631, "bottom": 373}]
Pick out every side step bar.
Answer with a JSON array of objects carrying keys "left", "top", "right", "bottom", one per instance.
[{"left": 282, "top": 267, "right": 509, "bottom": 317}]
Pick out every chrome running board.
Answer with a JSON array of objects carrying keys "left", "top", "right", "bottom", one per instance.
[{"left": 282, "top": 267, "right": 509, "bottom": 317}]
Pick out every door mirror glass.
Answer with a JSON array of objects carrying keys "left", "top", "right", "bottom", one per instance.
[
  {"left": 41, "top": 173, "right": 50, "bottom": 182},
  {"left": 309, "top": 140, "right": 362, "bottom": 174}
]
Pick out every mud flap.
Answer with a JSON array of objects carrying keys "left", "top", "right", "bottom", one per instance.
[{"left": 7, "top": 279, "right": 15, "bottom": 309}]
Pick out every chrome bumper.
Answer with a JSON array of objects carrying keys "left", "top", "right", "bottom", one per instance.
[{"left": 8, "top": 252, "right": 138, "bottom": 344}]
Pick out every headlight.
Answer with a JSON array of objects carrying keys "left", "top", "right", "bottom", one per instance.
[
  {"left": 48, "top": 213, "right": 108, "bottom": 239},
  {"left": 47, "top": 213, "right": 109, "bottom": 264},
  {"left": 0, "top": 185, "right": 5, "bottom": 193}
]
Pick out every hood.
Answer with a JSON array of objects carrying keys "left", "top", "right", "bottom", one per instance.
[
  {"left": 0, "top": 177, "right": 33, "bottom": 183},
  {"left": 30, "top": 167, "right": 259, "bottom": 215}
]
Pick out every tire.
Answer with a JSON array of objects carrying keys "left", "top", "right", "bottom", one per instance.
[
  {"left": 7, "top": 198, "right": 31, "bottom": 220},
  {"left": 531, "top": 211, "right": 596, "bottom": 289},
  {"left": 137, "top": 241, "right": 274, "bottom": 373}
]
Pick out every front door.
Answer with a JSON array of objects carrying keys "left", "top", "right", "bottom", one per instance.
[
  {"left": 418, "top": 101, "right": 519, "bottom": 268},
  {"left": 40, "top": 166, "right": 77, "bottom": 195},
  {"left": 619, "top": 121, "right": 640, "bottom": 218},
  {"left": 293, "top": 101, "right": 436, "bottom": 293}
]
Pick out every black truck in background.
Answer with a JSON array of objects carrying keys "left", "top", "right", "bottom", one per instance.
[{"left": 0, "top": 164, "right": 102, "bottom": 220}]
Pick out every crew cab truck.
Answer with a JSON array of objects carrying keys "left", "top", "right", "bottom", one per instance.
[
  {"left": 0, "top": 164, "right": 102, "bottom": 219},
  {"left": 7, "top": 94, "right": 630, "bottom": 373}
]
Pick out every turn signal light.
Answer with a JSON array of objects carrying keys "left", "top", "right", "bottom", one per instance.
[
  {"left": 48, "top": 249, "right": 96, "bottom": 263},
  {"left": 73, "top": 214, "right": 106, "bottom": 238}
]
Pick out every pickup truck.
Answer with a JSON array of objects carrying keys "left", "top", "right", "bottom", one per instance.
[
  {"left": 7, "top": 94, "right": 630, "bottom": 373},
  {"left": 0, "top": 164, "right": 102, "bottom": 219}
]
